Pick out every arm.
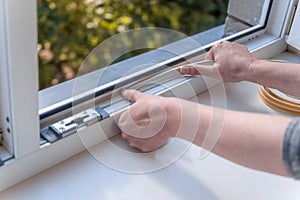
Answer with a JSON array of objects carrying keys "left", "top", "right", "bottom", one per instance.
[
  {"left": 186, "top": 103, "right": 291, "bottom": 177},
  {"left": 180, "top": 41, "right": 300, "bottom": 98},
  {"left": 118, "top": 89, "right": 292, "bottom": 177},
  {"left": 247, "top": 60, "right": 300, "bottom": 98}
]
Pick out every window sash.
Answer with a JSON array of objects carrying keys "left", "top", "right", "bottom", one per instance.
[
  {"left": 39, "top": 25, "right": 271, "bottom": 125},
  {"left": 0, "top": 0, "right": 13, "bottom": 154},
  {"left": 0, "top": 0, "right": 40, "bottom": 158},
  {"left": 287, "top": 3, "right": 300, "bottom": 50}
]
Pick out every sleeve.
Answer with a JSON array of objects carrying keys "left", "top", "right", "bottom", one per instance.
[{"left": 282, "top": 118, "right": 300, "bottom": 179}]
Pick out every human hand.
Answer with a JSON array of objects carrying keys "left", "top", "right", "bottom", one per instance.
[
  {"left": 180, "top": 41, "right": 257, "bottom": 82},
  {"left": 117, "top": 89, "right": 181, "bottom": 152}
]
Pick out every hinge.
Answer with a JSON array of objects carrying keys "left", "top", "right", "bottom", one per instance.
[
  {"left": 286, "top": 5, "right": 298, "bottom": 35},
  {"left": 41, "top": 107, "right": 109, "bottom": 143}
]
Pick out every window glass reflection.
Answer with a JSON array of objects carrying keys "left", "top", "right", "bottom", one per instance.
[{"left": 38, "top": 0, "right": 238, "bottom": 89}]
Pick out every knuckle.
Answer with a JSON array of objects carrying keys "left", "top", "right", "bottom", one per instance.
[{"left": 132, "top": 90, "right": 142, "bottom": 100}]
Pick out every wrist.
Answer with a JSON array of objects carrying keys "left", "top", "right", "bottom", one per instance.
[
  {"left": 162, "top": 97, "right": 182, "bottom": 138},
  {"left": 245, "top": 58, "right": 264, "bottom": 82}
]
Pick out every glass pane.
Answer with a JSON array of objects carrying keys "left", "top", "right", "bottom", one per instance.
[{"left": 37, "top": 0, "right": 267, "bottom": 90}]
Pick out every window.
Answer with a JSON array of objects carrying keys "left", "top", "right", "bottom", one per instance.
[
  {"left": 38, "top": 0, "right": 273, "bottom": 127},
  {"left": 37, "top": 0, "right": 273, "bottom": 90},
  {"left": 38, "top": 0, "right": 231, "bottom": 90},
  {"left": 0, "top": 0, "right": 294, "bottom": 192}
]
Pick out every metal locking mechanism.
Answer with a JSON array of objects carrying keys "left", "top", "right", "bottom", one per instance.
[{"left": 41, "top": 107, "right": 109, "bottom": 143}]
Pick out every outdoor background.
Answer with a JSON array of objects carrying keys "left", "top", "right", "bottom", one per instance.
[{"left": 38, "top": 0, "right": 229, "bottom": 90}]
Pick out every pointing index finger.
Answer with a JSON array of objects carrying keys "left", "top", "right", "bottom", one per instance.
[
  {"left": 180, "top": 60, "right": 215, "bottom": 75},
  {"left": 121, "top": 89, "right": 143, "bottom": 102}
]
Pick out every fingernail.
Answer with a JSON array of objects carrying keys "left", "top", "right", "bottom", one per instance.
[
  {"left": 180, "top": 66, "right": 188, "bottom": 73},
  {"left": 179, "top": 66, "right": 184, "bottom": 72}
]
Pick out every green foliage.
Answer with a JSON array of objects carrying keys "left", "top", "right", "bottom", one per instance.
[{"left": 38, "top": 0, "right": 229, "bottom": 89}]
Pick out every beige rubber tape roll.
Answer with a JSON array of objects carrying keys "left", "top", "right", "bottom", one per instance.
[{"left": 259, "top": 86, "right": 300, "bottom": 115}]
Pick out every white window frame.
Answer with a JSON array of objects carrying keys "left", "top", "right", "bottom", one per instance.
[
  {"left": 0, "top": 0, "right": 39, "bottom": 158},
  {"left": 0, "top": 0, "right": 297, "bottom": 192},
  {"left": 287, "top": 2, "right": 300, "bottom": 50}
]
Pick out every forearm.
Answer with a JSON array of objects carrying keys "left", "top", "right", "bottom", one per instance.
[
  {"left": 246, "top": 60, "right": 300, "bottom": 98},
  {"left": 179, "top": 103, "right": 293, "bottom": 176}
]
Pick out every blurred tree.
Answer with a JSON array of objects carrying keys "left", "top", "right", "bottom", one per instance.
[{"left": 38, "top": 0, "right": 229, "bottom": 89}]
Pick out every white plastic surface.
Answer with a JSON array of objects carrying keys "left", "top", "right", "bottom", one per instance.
[{"left": 287, "top": 3, "right": 300, "bottom": 50}]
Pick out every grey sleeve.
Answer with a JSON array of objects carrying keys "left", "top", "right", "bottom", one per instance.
[{"left": 282, "top": 118, "right": 300, "bottom": 179}]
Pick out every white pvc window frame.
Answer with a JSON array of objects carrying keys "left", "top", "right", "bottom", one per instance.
[
  {"left": 0, "top": 0, "right": 39, "bottom": 158},
  {"left": 287, "top": 3, "right": 300, "bottom": 50}
]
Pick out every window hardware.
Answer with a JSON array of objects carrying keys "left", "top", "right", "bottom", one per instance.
[{"left": 41, "top": 107, "right": 109, "bottom": 143}]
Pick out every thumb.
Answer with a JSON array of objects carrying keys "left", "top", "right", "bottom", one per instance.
[
  {"left": 180, "top": 60, "right": 216, "bottom": 76},
  {"left": 121, "top": 89, "right": 143, "bottom": 102}
]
